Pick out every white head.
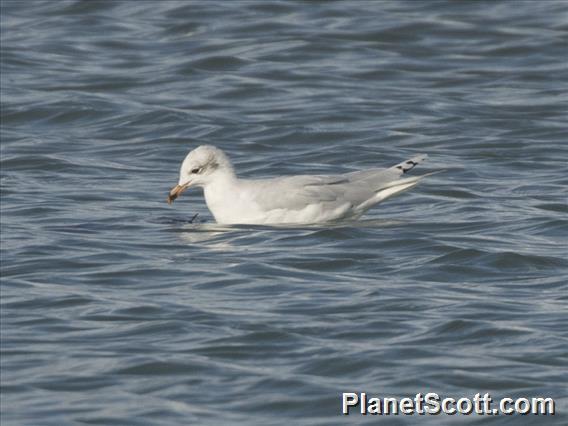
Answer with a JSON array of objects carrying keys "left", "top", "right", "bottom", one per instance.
[{"left": 168, "top": 145, "right": 234, "bottom": 204}]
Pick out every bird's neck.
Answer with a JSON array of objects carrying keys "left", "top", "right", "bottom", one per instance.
[
  {"left": 203, "top": 170, "right": 239, "bottom": 200},
  {"left": 203, "top": 172, "right": 240, "bottom": 223}
]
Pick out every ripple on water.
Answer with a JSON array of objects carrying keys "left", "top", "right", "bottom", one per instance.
[{"left": 1, "top": 0, "right": 567, "bottom": 424}]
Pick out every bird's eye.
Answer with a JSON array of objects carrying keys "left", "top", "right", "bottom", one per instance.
[{"left": 191, "top": 167, "right": 201, "bottom": 174}]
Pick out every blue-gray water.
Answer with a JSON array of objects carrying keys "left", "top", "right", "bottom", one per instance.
[{"left": 1, "top": 1, "right": 567, "bottom": 424}]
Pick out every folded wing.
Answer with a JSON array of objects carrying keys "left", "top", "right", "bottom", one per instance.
[{"left": 246, "top": 154, "right": 431, "bottom": 215}]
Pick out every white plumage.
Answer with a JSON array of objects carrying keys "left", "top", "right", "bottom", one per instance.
[{"left": 168, "top": 145, "right": 434, "bottom": 225}]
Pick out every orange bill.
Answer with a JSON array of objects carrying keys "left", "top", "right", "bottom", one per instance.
[{"left": 167, "top": 184, "right": 189, "bottom": 204}]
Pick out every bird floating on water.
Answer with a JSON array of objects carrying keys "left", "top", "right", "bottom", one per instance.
[{"left": 168, "top": 145, "right": 435, "bottom": 225}]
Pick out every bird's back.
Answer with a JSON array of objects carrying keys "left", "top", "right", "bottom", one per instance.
[{"left": 204, "top": 154, "right": 431, "bottom": 224}]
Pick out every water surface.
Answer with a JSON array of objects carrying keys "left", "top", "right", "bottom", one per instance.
[{"left": 1, "top": 1, "right": 567, "bottom": 424}]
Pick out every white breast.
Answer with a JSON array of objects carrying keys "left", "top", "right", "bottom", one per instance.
[{"left": 204, "top": 183, "right": 355, "bottom": 225}]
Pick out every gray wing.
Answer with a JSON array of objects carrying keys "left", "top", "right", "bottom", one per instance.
[
  {"left": 245, "top": 154, "right": 429, "bottom": 212},
  {"left": 346, "top": 154, "right": 428, "bottom": 187},
  {"left": 244, "top": 174, "right": 376, "bottom": 212}
]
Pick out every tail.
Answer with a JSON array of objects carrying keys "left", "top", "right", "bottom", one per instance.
[
  {"left": 357, "top": 155, "right": 439, "bottom": 211},
  {"left": 375, "top": 153, "right": 433, "bottom": 202},
  {"left": 390, "top": 153, "right": 428, "bottom": 175},
  {"left": 373, "top": 170, "right": 441, "bottom": 203}
]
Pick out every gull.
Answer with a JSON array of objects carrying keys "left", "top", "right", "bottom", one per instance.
[{"left": 168, "top": 145, "right": 435, "bottom": 225}]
